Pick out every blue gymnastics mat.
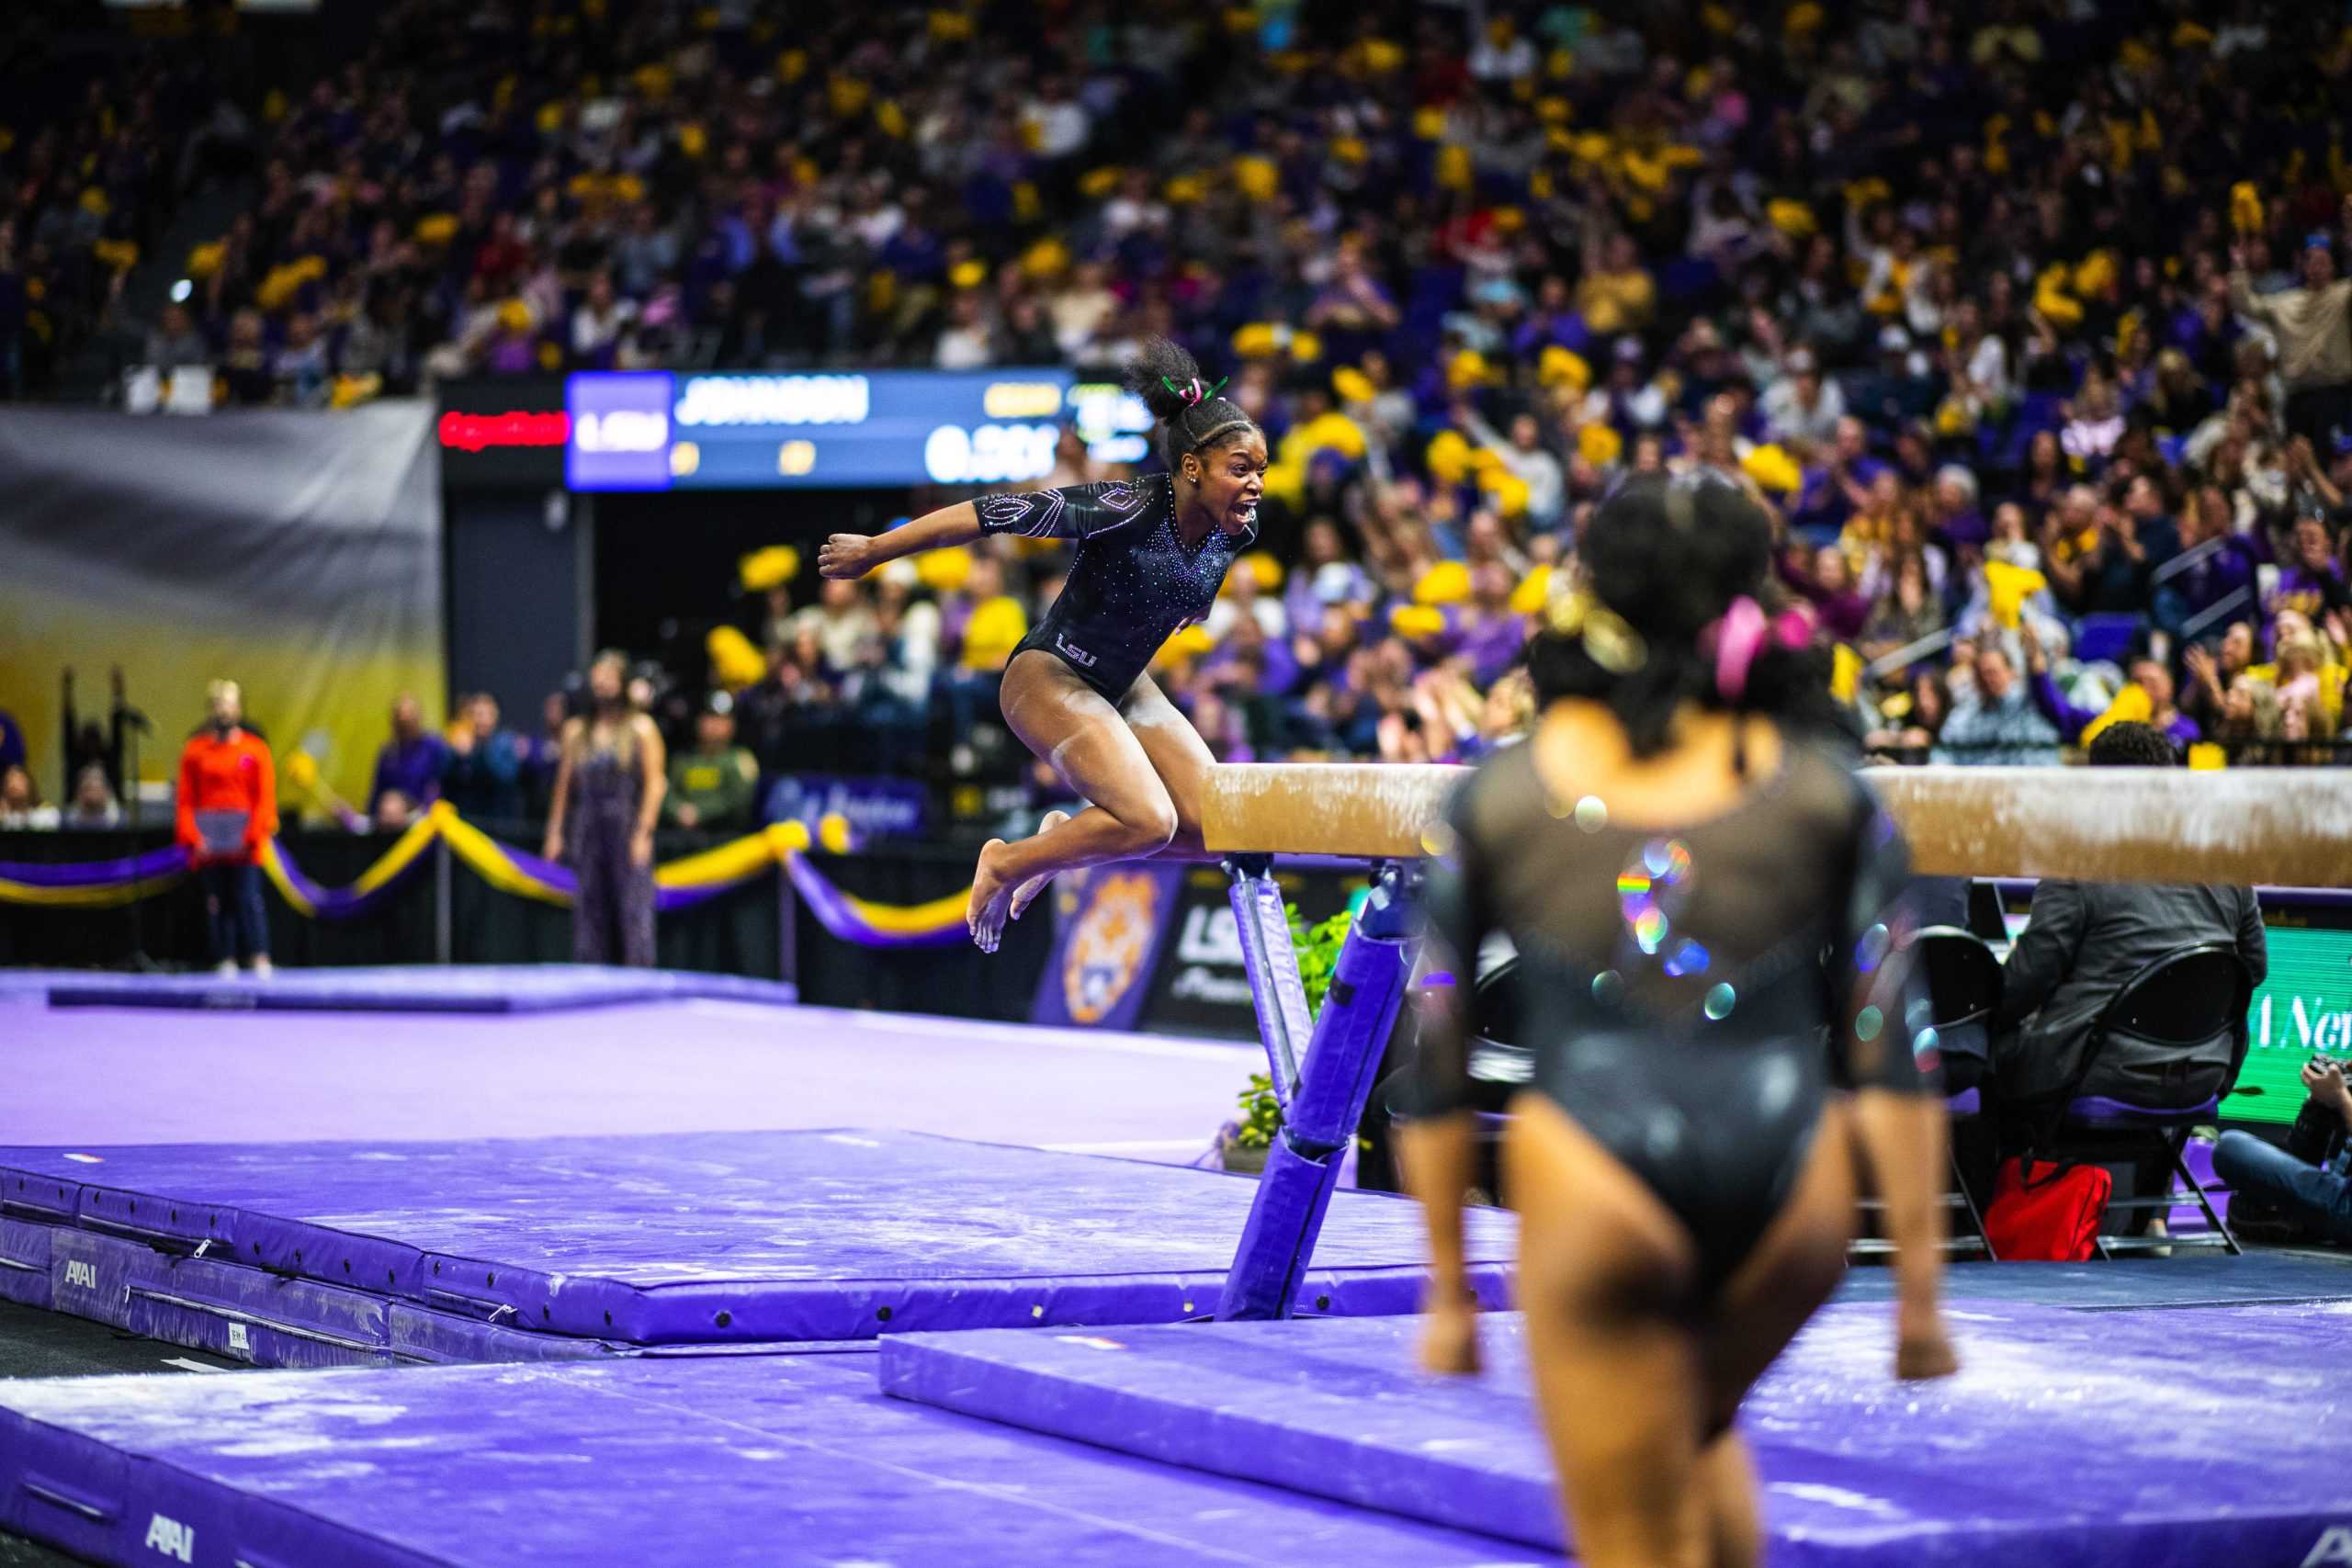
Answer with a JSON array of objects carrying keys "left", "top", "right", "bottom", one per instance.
[
  {"left": 0, "top": 1129, "right": 1514, "bottom": 1348},
  {"left": 881, "top": 1293, "right": 2352, "bottom": 1565},
  {"left": 0, "top": 1357, "right": 1540, "bottom": 1568}
]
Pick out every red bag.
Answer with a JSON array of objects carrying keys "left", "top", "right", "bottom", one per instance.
[{"left": 1983, "top": 1157, "right": 2113, "bottom": 1262}]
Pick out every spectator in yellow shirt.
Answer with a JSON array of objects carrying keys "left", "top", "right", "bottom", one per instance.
[
  {"left": 958, "top": 554, "right": 1031, "bottom": 671},
  {"left": 1576, "top": 231, "right": 1656, "bottom": 335}
]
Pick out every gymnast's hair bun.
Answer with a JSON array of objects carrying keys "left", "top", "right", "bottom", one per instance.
[
  {"left": 1124, "top": 336, "right": 1256, "bottom": 468},
  {"left": 1126, "top": 336, "right": 1209, "bottom": 424},
  {"left": 1530, "top": 470, "right": 1843, "bottom": 756}
]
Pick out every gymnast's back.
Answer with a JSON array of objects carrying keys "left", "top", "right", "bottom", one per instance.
[{"left": 1422, "top": 734, "right": 1930, "bottom": 1286}]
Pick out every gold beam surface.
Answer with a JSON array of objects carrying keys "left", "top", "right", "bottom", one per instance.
[{"left": 1201, "top": 762, "right": 2352, "bottom": 887}]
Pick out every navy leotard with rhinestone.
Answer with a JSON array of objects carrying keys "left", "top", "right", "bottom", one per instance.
[{"left": 976, "top": 477, "right": 1255, "bottom": 701}]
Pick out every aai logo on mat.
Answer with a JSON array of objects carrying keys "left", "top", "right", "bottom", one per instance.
[
  {"left": 2305, "top": 1527, "right": 2352, "bottom": 1567},
  {"left": 142, "top": 1514, "right": 195, "bottom": 1562},
  {"left": 1063, "top": 870, "right": 1160, "bottom": 1025}
]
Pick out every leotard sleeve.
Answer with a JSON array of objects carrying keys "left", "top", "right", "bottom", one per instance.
[{"left": 974, "top": 480, "right": 1158, "bottom": 541}]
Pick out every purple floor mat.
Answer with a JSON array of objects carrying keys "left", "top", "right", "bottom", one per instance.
[
  {"left": 0, "top": 1356, "right": 1542, "bottom": 1568},
  {"left": 0, "top": 1129, "right": 1514, "bottom": 1345},
  {"left": 43, "top": 964, "right": 797, "bottom": 1013},
  {"left": 882, "top": 1301, "right": 2352, "bottom": 1566},
  {"left": 9, "top": 1218, "right": 851, "bottom": 1370},
  {"left": 4, "top": 1000, "right": 1256, "bottom": 1155}
]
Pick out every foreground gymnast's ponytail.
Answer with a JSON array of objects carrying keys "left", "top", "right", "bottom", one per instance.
[
  {"left": 1125, "top": 337, "right": 1259, "bottom": 474},
  {"left": 1527, "top": 469, "right": 1844, "bottom": 761}
]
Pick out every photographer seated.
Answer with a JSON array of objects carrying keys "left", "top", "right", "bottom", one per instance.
[
  {"left": 2213, "top": 1060, "right": 2352, "bottom": 1246},
  {"left": 1989, "top": 722, "right": 2267, "bottom": 1169}
]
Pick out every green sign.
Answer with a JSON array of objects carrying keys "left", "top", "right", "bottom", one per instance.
[{"left": 2228, "top": 925, "right": 2352, "bottom": 1126}]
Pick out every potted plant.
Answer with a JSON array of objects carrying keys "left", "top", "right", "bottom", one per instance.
[
  {"left": 1217, "top": 1074, "right": 1283, "bottom": 1175},
  {"left": 1216, "top": 905, "right": 1353, "bottom": 1175}
]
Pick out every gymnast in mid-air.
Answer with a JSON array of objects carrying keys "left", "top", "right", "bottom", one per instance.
[
  {"left": 1399, "top": 470, "right": 1959, "bottom": 1568},
  {"left": 819, "top": 337, "right": 1264, "bottom": 951}
]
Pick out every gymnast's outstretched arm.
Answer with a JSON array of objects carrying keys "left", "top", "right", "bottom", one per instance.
[{"left": 817, "top": 502, "right": 983, "bottom": 581}]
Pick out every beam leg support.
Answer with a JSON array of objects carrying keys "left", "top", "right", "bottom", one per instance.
[{"left": 1217, "top": 863, "right": 1420, "bottom": 1321}]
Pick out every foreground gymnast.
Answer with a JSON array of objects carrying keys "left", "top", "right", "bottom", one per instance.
[
  {"left": 819, "top": 338, "right": 1264, "bottom": 949},
  {"left": 1399, "top": 471, "right": 1958, "bottom": 1568}
]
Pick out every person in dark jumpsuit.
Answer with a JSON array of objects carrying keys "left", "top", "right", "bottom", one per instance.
[
  {"left": 1399, "top": 471, "right": 1959, "bottom": 1568},
  {"left": 819, "top": 337, "right": 1266, "bottom": 951},
  {"left": 543, "top": 651, "right": 667, "bottom": 966}
]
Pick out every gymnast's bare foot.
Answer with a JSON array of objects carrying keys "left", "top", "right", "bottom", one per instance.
[
  {"left": 1894, "top": 1322, "right": 1960, "bottom": 1382},
  {"left": 1008, "top": 810, "right": 1071, "bottom": 922},
  {"left": 967, "top": 838, "right": 1017, "bottom": 953}
]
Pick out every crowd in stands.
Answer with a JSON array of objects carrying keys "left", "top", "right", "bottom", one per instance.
[{"left": 15, "top": 0, "right": 2352, "bottom": 776}]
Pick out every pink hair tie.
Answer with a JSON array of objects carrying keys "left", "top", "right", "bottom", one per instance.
[
  {"left": 1713, "top": 596, "right": 1770, "bottom": 703},
  {"left": 1711, "top": 597, "right": 1811, "bottom": 703},
  {"left": 1159, "top": 374, "right": 1229, "bottom": 408}
]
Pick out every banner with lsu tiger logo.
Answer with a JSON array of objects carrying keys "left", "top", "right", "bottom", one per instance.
[{"left": 1030, "top": 863, "right": 1182, "bottom": 1032}]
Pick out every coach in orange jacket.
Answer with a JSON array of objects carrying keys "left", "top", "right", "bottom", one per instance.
[{"left": 175, "top": 680, "right": 277, "bottom": 978}]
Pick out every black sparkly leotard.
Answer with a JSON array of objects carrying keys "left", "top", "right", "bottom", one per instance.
[
  {"left": 1414, "top": 739, "right": 1939, "bottom": 1293},
  {"left": 976, "top": 477, "right": 1256, "bottom": 701}
]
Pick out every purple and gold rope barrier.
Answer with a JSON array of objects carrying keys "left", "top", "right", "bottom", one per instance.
[{"left": 0, "top": 802, "right": 973, "bottom": 946}]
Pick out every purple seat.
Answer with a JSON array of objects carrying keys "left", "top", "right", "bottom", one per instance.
[
  {"left": 2064, "top": 1095, "right": 2219, "bottom": 1127},
  {"left": 2072, "top": 613, "right": 2145, "bottom": 666}
]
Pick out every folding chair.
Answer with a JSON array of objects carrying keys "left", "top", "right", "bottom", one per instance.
[
  {"left": 1851, "top": 926, "right": 2002, "bottom": 1260},
  {"left": 2045, "top": 942, "right": 2252, "bottom": 1258}
]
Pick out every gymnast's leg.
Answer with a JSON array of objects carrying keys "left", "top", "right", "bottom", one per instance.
[
  {"left": 1004, "top": 671, "right": 1227, "bottom": 918},
  {"left": 1504, "top": 1092, "right": 1713, "bottom": 1568},
  {"left": 968, "top": 650, "right": 1181, "bottom": 950},
  {"left": 1113, "top": 671, "right": 1220, "bottom": 859},
  {"left": 1690, "top": 1098, "right": 1861, "bottom": 1568}
]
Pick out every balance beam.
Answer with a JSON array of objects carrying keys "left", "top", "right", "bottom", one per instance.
[{"left": 1201, "top": 763, "right": 2352, "bottom": 888}]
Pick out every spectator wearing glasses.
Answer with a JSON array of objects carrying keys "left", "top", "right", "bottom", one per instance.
[{"left": 1931, "top": 642, "right": 2061, "bottom": 765}]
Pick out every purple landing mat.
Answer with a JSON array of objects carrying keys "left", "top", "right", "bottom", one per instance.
[
  {"left": 882, "top": 1302, "right": 2352, "bottom": 1566},
  {"left": 43, "top": 964, "right": 797, "bottom": 1013},
  {"left": 1836, "top": 1250, "right": 2352, "bottom": 1310},
  {"left": 0, "top": 1356, "right": 1542, "bottom": 1568},
  {"left": 0, "top": 969, "right": 62, "bottom": 1001},
  {"left": 0, "top": 1220, "right": 50, "bottom": 1311},
  {"left": 13, "top": 1219, "right": 851, "bottom": 1371},
  {"left": 5, "top": 1000, "right": 1257, "bottom": 1156},
  {"left": 0, "top": 1129, "right": 1515, "bottom": 1345}
]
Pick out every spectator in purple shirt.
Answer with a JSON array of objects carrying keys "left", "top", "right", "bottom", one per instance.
[
  {"left": 2266, "top": 513, "right": 2351, "bottom": 628},
  {"left": 1453, "top": 562, "right": 1530, "bottom": 689},
  {"left": 1283, "top": 517, "right": 1376, "bottom": 635},
  {"left": 2155, "top": 484, "right": 2258, "bottom": 645},
  {"left": 1778, "top": 542, "right": 1871, "bottom": 641},
  {"left": 2021, "top": 626, "right": 2200, "bottom": 746},
  {"left": 368, "top": 694, "right": 448, "bottom": 825}
]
